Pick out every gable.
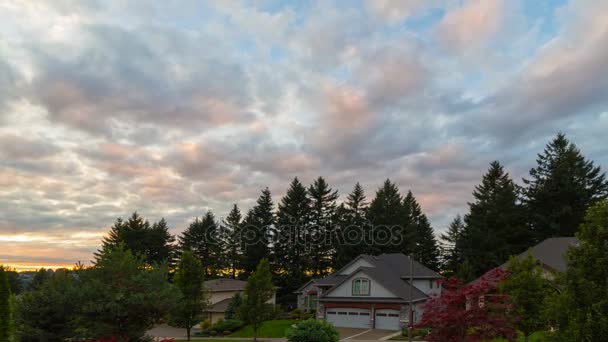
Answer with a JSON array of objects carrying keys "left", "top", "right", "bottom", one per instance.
[
  {"left": 339, "top": 258, "right": 374, "bottom": 275},
  {"left": 325, "top": 270, "right": 399, "bottom": 298}
]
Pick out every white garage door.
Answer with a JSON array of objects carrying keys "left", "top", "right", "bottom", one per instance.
[
  {"left": 375, "top": 309, "right": 401, "bottom": 330},
  {"left": 326, "top": 308, "right": 371, "bottom": 329}
]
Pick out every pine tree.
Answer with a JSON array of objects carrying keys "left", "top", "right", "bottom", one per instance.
[
  {"left": 0, "top": 266, "right": 13, "bottom": 342},
  {"left": 307, "top": 177, "right": 338, "bottom": 276},
  {"left": 274, "top": 178, "right": 311, "bottom": 292},
  {"left": 404, "top": 191, "right": 441, "bottom": 270},
  {"left": 440, "top": 215, "right": 465, "bottom": 276},
  {"left": 95, "top": 212, "right": 175, "bottom": 266},
  {"left": 459, "top": 161, "right": 530, "bottom": 278},
  {"left": 222, "top": 204, "right": 243, "bottom": 278},
  {"left": 178, "top": 211, "right": 222, "bottom": 278},
  {"left": 241, "top": 188, "right": 274, "bottom": 276},
  {"left": 366, "top": 179, "right": 406, "bottom": 255},
  {"left": 335, "top": 183, "right": 369, "bottom": 268},
  {"left": 523, "top": 133, "right": 608, "bottom": 241},
  {"left": 148, "top": 218, "right": 176, "bottom": 266},
  {"left": 171, "top": 251, "right": 208, "bottom": 341}
]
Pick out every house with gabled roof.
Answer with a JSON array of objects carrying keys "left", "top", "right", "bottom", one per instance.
[
  {"left": 205, "top": 278, "right": 276, "bottom": 323},
  {"left": 295, "top": 253, "right": 442, "bottom": 330}
]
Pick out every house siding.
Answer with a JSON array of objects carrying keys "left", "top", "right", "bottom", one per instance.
[{"left": 325, "top": 271, "right": 396, "bottom": 298}]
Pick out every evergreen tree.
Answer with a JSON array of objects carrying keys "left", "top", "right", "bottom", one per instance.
[
  {"left": 440, "top": 215, "right": 465, "bottom": 276},
  {"left": 307, "top": 177, "right": 338, "bottom": 276},
  {"left": 95, "top": 212, "right": 175, "bottom": 266},
  {"left": 523, "top": 133, "right": 608, "bottom": 241},
  {"left": 148, "top": 218, "right": 176, "bottom": 266},
  {"left": 222, "top": 204, "right": 243, "bottom": 278},
  {"left": 28, "top": 268, "right": 50, "bottom": 290},
  {"left": 79, "top": 244, "right": 177, "bottom": 340},
  {"left": 0, "top": 266, "right": 13, "bottom": 342},
  {"left": 170, "top": 251, "right": 208, "bottom": 341},
  {"left": 335, "top": 183, "right": 369, "bottom": 268},
  {"left": 1, "top": 266, "right": 22, "bottom": 295},
  {"left": 274, "top": 178, "right": 311, "bottom": 294},
  {"left": 178, "top": 211, "right": 222, "bottom": 278},
  {"left": 366, "top": 179, "right": 406, "bottom": 255},
  {"left": 459, "top": 161, "right": 530, "bottom": 279},
  {"left": 404, "top": 191, "right": 441, "bottom": 270},
  {"left": 15, "top": 269, "right": 79, "bottom": 341},
  {"left": 548, "top": 200, "right": 608, "bottom": 341},
  {"left": 241, "top": 188, "right": 274, "bottom": 276},
  {"left": 239, "top": 259, "right": 275, "bottom": 342},
  {"left": 224, "top": 292, "right": 242, "bottom": 320}
]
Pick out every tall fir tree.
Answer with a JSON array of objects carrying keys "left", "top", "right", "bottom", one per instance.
[
  {"left": 307, "top": 177, "right": 338, "bottom": 276},
  {"left": 178, "top": 211, "right": 222, "bottom": 278},
  {"left": 335, "top": 183, "right": 369, "bottom": 268},
  {"left": 274, "top": 178, "right": 311, "bottom": 293},
  {"left": 222, "top": 204, "right": 243, "bottom": 278},
  {"left": 440, "top": 215, "right": 465, "bottom": 276},
  {"left": 0, "top": 266, "right": 13, "bottom": 342},
  {"left": 241, "top": 188, "right": 274, "bottom": 276},
  {"left": 523, "top": 133, "right": 608, "bottom": 241},
  {"left": 366, "top": 179, "right": 407, "bottom": 255},
  {"left": 95, "top": 212, "right": 175, "bottom": 266},
  {"left": 459, "top": 161, "right": 530, "bottom": 279},
  {"left": 404, "top": 191, "right": 440, "bottom": 270}
]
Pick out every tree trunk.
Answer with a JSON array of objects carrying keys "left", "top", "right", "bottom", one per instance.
[
  {"left": 524, "top": 334, "right": 529, "bottom": 342},
  {"left": 187, "top": 327, "right": 191, "bottom": 341}
]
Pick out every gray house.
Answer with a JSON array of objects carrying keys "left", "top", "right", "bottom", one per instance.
[{"left": 295, "top": 253, "right": 442, "bottom": 330}]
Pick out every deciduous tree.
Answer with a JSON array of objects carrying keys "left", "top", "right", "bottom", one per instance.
[
  {"left": 417, "top": 268, "right": 515, "bottom": 342},
  {"left": 170, "top": 251, "right": 208, "bottom": 341},
  {"left": 239, "top": 259, "right": 275, "bottom": 342}
]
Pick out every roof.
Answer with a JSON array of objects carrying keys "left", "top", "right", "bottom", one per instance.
[
  {"left": 204, "top": 278, "right": 246, "bottom": 292},
  {"left": 470, "top": 237, "right": 579, "bottom": 285},
  {"left": 518, "top": 237, "right": 578, "bottom": 273},
  {"left": 208, "top": 298, "right": 231, "bottom": 313},
  {"left": 316, "top": 253, "right": 441, "bottom": 302}
]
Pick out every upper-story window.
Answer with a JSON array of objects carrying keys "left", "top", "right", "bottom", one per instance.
[{"left": 352, "top": 278, "right": 370, "bottom": 295}]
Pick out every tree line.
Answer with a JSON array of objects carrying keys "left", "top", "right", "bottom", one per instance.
[{"left": 93, "top": 133, "right": 607, "bottom": 303}]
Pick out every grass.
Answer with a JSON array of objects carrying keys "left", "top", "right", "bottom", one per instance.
[
  {"left": 228, "top": 319, "right": 296, "bottom": 338},
  {"left": 176, "top": 340, "right": 265, "bottom": 342}
]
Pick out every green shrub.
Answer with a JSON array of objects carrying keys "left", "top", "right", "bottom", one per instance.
[
  {"left": 200, "top": 320, "right": 211, "bottom": 329},
  {"left": 286, "top": 319, "right": 339, "bottom": 342}
]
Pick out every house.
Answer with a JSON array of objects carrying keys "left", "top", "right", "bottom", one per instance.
[
  {"left": 471, "top": 237, "right": 579, "bottom": 285},
  {"left": 204, "top": 278, "right": 277, "bottom": 323},
  {"left": 295, "top": 253, "right": 443, "bottom": 331}
]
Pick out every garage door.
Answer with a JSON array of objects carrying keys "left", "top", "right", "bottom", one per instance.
[
  {"left": 326, "top": 308, "right": 371, "bottom": 329},
  {"left": 375, "top": 309, "right": 401, "bottom": 330}
]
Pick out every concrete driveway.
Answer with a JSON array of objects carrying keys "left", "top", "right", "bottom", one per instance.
[{"left": 337, "top": 327, "right": 400, "bottom": 341}]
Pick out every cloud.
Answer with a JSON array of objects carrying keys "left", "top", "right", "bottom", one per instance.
[
  {"left": 365, "top": 0, "right": 441, "bottom": 23},
  {"left": 436, "top": 0, "right": 506, "bottom": 50}
]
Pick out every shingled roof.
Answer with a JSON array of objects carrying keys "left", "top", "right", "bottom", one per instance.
[
  {"left": 204, "top": 278, "right": 246, "bottom": 292},
  {"left": 510, "top": 237, "right": 579, "bottom": 273},
  {"left": 316, "top": 253, "right": 442, "bottom": 302}
]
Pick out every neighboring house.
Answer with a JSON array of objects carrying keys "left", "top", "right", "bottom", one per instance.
[
  {"left": 468, "top": 237, "right": 579, "bottom": 309},
  {"left": 295, "top": 253, "right": 443, "bottom": 331},
  {"left": 471, "top": 237, "right": 579, "bottom": 285},
  {"left": 204, "top": 278, "right": 277, "bottom": 323}
]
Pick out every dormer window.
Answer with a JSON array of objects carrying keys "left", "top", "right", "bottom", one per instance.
[{"left": 352, "top": 278, "right": 370, "bottom": 295}]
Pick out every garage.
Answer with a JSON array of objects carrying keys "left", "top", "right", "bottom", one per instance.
[
  {"left": 326, "top": 308, "right": 371, "bottom": 329},
  {"left": 375, "top": 309, "right": 401, "bottom": 330}
]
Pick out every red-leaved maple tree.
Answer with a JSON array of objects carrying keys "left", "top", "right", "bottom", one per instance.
[{"left": 416, "top": 268, "right": 516, "bottom": 342}]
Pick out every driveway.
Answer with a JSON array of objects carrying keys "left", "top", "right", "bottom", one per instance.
[{"left": 337, "top": 327, "right": 400, "bottom": 341}]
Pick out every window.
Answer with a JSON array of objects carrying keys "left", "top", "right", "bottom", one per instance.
[
  {"left": 429, "top": 279, "right": 433, "bottom": 288},
  {"left": 308, "top": 294, "right": 317, "bottom": 310},
  {"left": 352, "top": 278, "right": 371, "bottom": 295}
]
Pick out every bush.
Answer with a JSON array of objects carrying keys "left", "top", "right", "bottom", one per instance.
[
  {"left": 195, "top": 319, "right": 245, "bottom": 337},
  {"left": 286, "top": 319, "right": 339, "bottom": 342},
  {"left": 200, "top": 320, "right": 211, "bottom": 329},
  {"left": 289, "top": 308, "right": 312, "bottom": 320}
]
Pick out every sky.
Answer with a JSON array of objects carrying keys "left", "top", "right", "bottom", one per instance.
[{"left": 1, "top": 0, "right": 607, "bottom": 270}]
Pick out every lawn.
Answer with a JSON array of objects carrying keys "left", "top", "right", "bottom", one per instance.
[
  {"left": 176, "top": 340, "right": 265, "bottom": 342},
  {"left": 228, "top": 319, "right": 297, "bottom": 338}
]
